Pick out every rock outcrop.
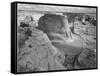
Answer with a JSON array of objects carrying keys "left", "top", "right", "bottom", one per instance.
[{"left": 17, "top": 27, "right": 66, "bottom": 72}]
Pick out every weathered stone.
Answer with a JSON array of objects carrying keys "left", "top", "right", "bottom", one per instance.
[
  {"left": 37, "top": 14, "right": 85, "bottom": 56},
  {"left": 17, "top": 27, "right": 66, "bottom": 72}
]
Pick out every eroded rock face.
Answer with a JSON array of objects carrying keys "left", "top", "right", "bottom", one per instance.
[
  {"left": 37, "top": 14, "right": 84, "bottom": 55},
  {"left": 38, "top": 14, "right": 65, "bottom": 33},
  {"left": 17, "top": 27, "right": 66, "bottom": 72}
]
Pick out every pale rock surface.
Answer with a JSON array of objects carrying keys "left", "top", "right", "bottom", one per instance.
[{"left": 17, "top": 27, "right": 66, "bottom": 72}]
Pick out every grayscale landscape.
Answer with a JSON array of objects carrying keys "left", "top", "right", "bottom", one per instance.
[{"left": 17, "top": 3, "right": 97, "bottom": 72}]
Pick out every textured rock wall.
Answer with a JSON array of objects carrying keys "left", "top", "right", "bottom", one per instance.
[{"left": 17, "top": 26, "right": 66, "bottom": 72}]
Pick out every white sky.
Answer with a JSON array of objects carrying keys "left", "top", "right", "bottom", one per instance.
[{"left": 18, "top": 3, "right": 96, "bottom": 14}]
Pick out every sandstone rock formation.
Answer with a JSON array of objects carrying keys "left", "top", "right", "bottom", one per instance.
[
  {"left": 17, "top": 27, "right": 66, "bottom": 72},
  {"left": 37, "top": 14, "right": 85, "bottom": 56}
]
